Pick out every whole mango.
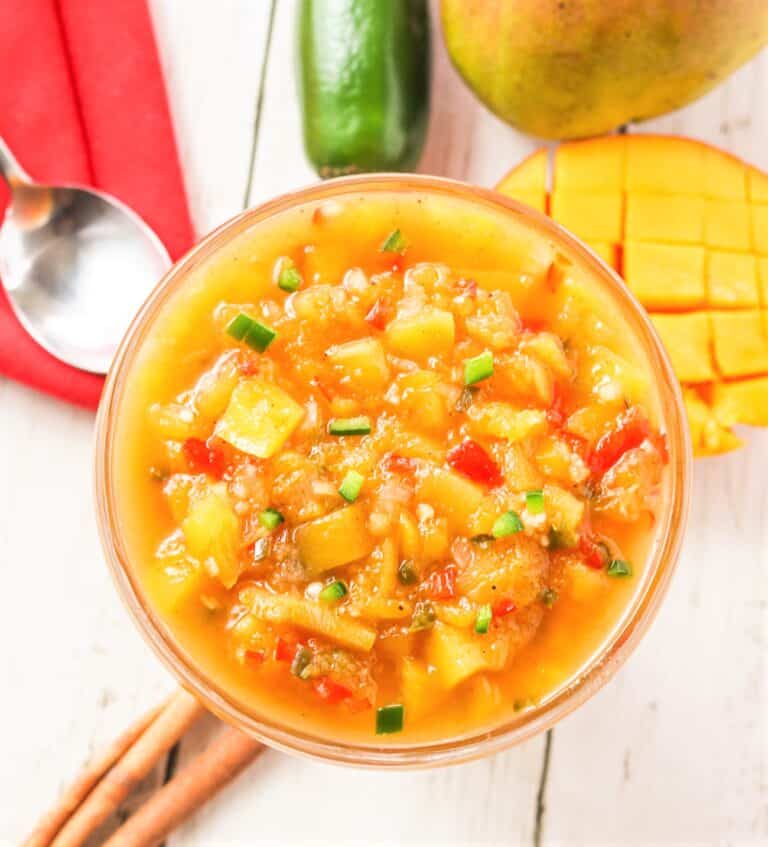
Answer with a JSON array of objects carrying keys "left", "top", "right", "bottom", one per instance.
[{"left": 441, "top": 0, "right": 768, "bottom": 139}]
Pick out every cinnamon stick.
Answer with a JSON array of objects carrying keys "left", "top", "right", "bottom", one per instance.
[
  {"left": 45, "top": 689, "right": 204, "bottom": 847},
  {"left": 103, "top": 728, "right": 264, "bottom": 847},
  {"left": 22, "top": 697, "right": 168, "bottom": 847}
]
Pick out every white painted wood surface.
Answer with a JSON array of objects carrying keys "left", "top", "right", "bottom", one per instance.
[{"left": 1, "top": 1, "right": 765, "bottom": 844}]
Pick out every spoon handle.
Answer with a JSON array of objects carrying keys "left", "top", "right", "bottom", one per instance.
[{"left": 0, "top": 136, "right": 32, "bottom": 188}]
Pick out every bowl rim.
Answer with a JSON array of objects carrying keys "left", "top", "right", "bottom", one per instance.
[{"left": 94, "top": 173, "right": 692, "bottom": 768}]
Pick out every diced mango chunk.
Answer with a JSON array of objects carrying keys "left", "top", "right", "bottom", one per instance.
[
  {"left": 182, "top": 484, "right": 241, "bottom": 588},
  {"left": 683, "top": 389, "right": 743, "bottom": 456},
  {"left": 710, "top": 310, "right": 768, "bottom": 378},
  {"left": 625, "top": 194, "right": 704, "bottom": 244},
  {"left": 623, "top": 242, "right": 706, "bottom": 309},
  {"left": 706, "top": 252, "right": 759, "bottom": 308},
  {"left": 551, "top": 191, "right": 623, "bottom": 242},
  {"left": 650, "top": 313, "right": 714, "bottom": 383},
  {"left": 748, "top": 168, "right": 768, "bottom": 203},
  {"left": 415, "top": 466, "right": 484, "bottom": 535},
  {"left": 543, "top": 483, "right": 585, "bottom": 546},
  {"left": 758, "top": 258, "right": 768, "bottom": 306},
  {"left": 467, "top": 403, "right": 548, "bottom": 443},
  {"left": 326, "top": 337, "right": 390, "bottom": 392},
  {"left": 582, "top": 345, "right": 649, "bottom": 405},
  {"left": 704, "top": 148, "right": 747, "bottom": 199},
  {"left": 401, "top": 658, "right": 446, "bottom": 722},
  {"left": 215, "top": 379, "right": 304, "bottom": 458},
  {"left": 296, "top": 503, "right": 374, "bottom": 575},
  {"left": 704, "top": 200, "right": 752, "bottom": 250},
  {"left": 712, "top": 377, "right": 768, "bottom": 427},
  {"left": 385, "top": 308, "right": 455, "bottom": 362},
  {"left": 554, "top": 137, "right": 625, "bottom": 191},
  {"left": 498, "top": 149, "right": 548, "bottom": 190},
  {"left": 752, "top": 206, "right": 768, "bottom": 255},
  {"left": 625, "top": 137, "right": 705, "bottom": 194},
  {"left": 426, "top": 622, "right": 508, "bottom": 689}
]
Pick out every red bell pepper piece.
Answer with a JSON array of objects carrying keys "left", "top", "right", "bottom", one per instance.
[
  {"left": 312, "top": 676, "right": 353, "bottom": 704},
  {"left": 274, "top": 637, "right": 297, "bottom": 663},
  {"left": 244, "top": 649, "right": 266, "bottom": 665},
  {"left": 589, "top": 408, "right": 650, "bottom": 478},
  {"left": 382, "top": 453, "right": 416, "bottom": 475},
  {"left": 579, "top": 535, "right": 609, "bottom": 570},
  {"left": 447, "top": 439, "right": 503, "bottom": 487},
  {"left": 492, "top": 598, "right": 517, "bottom": 618},
  {"left": 182, "top": 437, "right": 227, "bottom": 478},
  {"left": 423, "top": 564, "right": 457, "bottom": 600}
]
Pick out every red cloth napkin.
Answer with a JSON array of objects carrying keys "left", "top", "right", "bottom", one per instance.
[{"left": 0, "top": 0, "right": 194, "bottom": 409}]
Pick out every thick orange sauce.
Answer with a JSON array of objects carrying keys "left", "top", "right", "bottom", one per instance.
[{"left": 114, "top": 191, "right": 666, "bottom": 744}]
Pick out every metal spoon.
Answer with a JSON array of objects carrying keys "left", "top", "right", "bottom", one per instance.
[{"left": 0, "top": 137, "right": 171, "bottom": 374}]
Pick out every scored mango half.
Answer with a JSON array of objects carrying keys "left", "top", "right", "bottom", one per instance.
[{"left": 496, "top": 135, "right": 768, "bottom": 457}]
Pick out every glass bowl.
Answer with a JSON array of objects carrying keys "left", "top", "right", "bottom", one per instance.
[{"left": 94, "top": 174, "right": 691, "bottom": 768}]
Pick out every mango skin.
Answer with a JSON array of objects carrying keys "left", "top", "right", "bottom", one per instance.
[{"left": 440, "top": 0, "right": 768, "bottom": 139}]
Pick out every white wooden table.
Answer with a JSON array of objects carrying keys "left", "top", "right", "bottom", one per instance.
[{"left": 2, "top": 3, "right": 766, "bottom": 844}]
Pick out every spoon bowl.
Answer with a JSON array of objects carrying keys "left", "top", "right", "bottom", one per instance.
[{"left": 0, "top": 138, "right": 171, "bottom": 374}]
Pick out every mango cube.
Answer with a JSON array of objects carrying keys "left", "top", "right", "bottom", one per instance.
[
  {"left": 295, "top": 503, "right": 374, "bottom": 575},
  {"left": 326, "top": 337, "right": 390, "bottom": 391},
  {"left": 585, "top": 242, "right": 619, "bottom": 270},
  {"left": 385, "top": 307, "right": 455, "bottom": 363},
  {"left": 625, "top": 137, "right": 705, "bottom": 193},
  {"left": 704, "top": 148, "right": 747, "bottom": 199},
  {"left": 415, "top": 466, "right": 484, "bottom": 535},
  {"left": 703, "top": 200, "right": 752, "bottom": 250},
  {"left": 182, "top": 485, "right": 241, "bottom": 588},
  {"left": 551, "top": 191, "right": 623, "bottom": 242},
  {"left": 758, "top": 258, "right": 768, "bottom": 306},
  {"left": 710, "top": 310, "right": 768, "bottom": 377},
  {"left": 625, "top": 194, "right": 704, "bottom": 243},
  {"left": 215, "top": 378, "right": 304, "bottom": 459},
  {"left": 683, "top": 389, "right": 743, "bottom": 456},
  {"left": 650, "top": 313, "right": 714, "bottom": 383},
  {"left": 748, "top": 168, "right": 768, "bottom": 203},
  {"left": 555, "top": 137, "right": 625, "bottom": 191},
  {"left": 706, "top": 251, "right": 759, "bottom": 308},
  {"left": 426, "top": 622, "right": 507, "bottom": 689},
  {"left": 623, "top": 242, "right": 706, "bottom": 309},
  {"left": 752, "top": 205, "right": 768, "bottom": 255},
  {"left": 712, "top": 377, "right": 768, "bottom": 427}
]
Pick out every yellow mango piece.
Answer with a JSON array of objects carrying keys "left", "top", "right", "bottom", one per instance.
[
  {"left": 396, "top": 370, "right": 449, "bottom": 434},
  {"left": 400, "top": 658, "right": 446, "bottom": 722},
  {"left": 543, "top": 483, "right": 585, "bottom": 543},
  {"left": 585, "top": 242, "right": 619, "bottom": 270},
  {"left": 467, "top": 403, "right": 548, "bottom": 443},
  {"left": 215, "top": 379, "right": 304, "bottom": 459},
  {"left": 704, "top": 200, "right": 752, "bottom": 250},
  {"left": 703, "top": 148, "right": 748, "bottom": 199},
  {"left": 625, "top": 136, "right": 705, "bottom": 194},
  {"left": 625, "top": 194, "right": 704, "bottom": 243},
  {"left": 415, "top": 466, "right": 484, "bottom": 535},
  {"left": 748, "top": 168, "right": 768, "bottom": 203},
  {"left": 712, "top": 377, "right": 768, "bottom": 427},
  {"left": 752, "top": 205, "right": 768, "bottom": 255},
  {"left": 426, "top": 622, "right": 508, "bottom": 690},
  {"left": 550, "top": 191, "right": 623, "bottom": 242},
  {"left": 706, "top": 251, "right": 759, "bottom": 308},
  {"left": 683, "top": 389, "right": 743, "bottom": 456},
  {"left": 182, "top": 485, "right": 241, "bottom": 589},
  {"left": 554, "top": 137, "right": 625, "bottom": 191},
  {"left": 385, "top": 307, "right": 455, "bottom": 363},
  {"left": 296, "top": 504, "right": 374, "bottom": 575},
  {"left": 496, "top": 149, "right": 548, "bottom": 192},
  {"left": 623, "top": 242, "right": 706, "bottom": 309},
  {"left": 710, "top": 310, "right": 768, "bottom": 378},
  {"left": 326, "top": 337, "right": 390, "bottom": 392},
  {"left": 565, "top": 401, "right": 624, "bottom": 443},
  {"left": 650, "top": 313, "right": 714, "bottom": 383},
  {"left": 758, "top": 258, "right": 768, "bottom": 306},
  {"left": 582, "top": 344, "right": 649, "bottom": 406}
]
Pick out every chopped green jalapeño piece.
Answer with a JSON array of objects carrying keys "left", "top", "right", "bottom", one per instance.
[
  {"left": 463, "top": 351, "right": 494, "bottom": 386},
  {"left": 328, "top": 416, "right": 372, "bottom": 436},
  {"left": 492, "top": 510, "right": 523, "bottom": 538},
  {"left": 319, "top": 579, "right": 348, "bottom": 604},
  {"left": 226, "top": 312, "right": 277, "bottom": 352},
  {"left": 474, "top": 604, "right": 492, "bottom": 634},
  {"left": 397, "top": 560, "right": 419, "bottom": 585},
  {"left": 338, "top": 470, "right": 365, "bottom": 502},
  {"left": 607, "top": 559, "right": 633, "bottom": 578},
  {"left": 525, "top": 489, "right": 545, "bottom": 514},
  {"left": 380, "top": 229, "right": 407, "bottom": 253},
  {"left": 376, "top": 703, "right": 404, "bottom": 734},
  {"left": 290, "top": 645, "right": 312, "bottom": 679},
  {"left": 258, "top": 508, "right": 284, "bottom": 530},
  {"left": 278, "top": 265, "right": 303, "bottom": 292}
]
